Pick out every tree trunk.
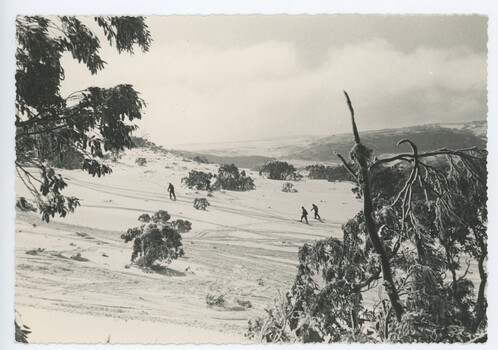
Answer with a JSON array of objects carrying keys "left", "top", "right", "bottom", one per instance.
[
  {"left": 358, "top": 156, "right": 404, "bottom": 321},
  {"left": 342, "top": 91, "right": 403, "bottom": 321},
  {"left": 473, "top": 247, "right": 487, "bottom": 332}
]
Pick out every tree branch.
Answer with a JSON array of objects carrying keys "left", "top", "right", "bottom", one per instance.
[
  {"left": 335, "top": 152, "right": 357, "bottom": 180},
  {"left": 371, "top": 146, "right": 485, "bottom": 169},
  {"left": 343, "top": 91, "right": 361, "bottom": 144}
]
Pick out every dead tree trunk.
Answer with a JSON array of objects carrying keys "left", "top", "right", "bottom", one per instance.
[{"left": 340, "top": 91, "right": 404, "bottom": 321}]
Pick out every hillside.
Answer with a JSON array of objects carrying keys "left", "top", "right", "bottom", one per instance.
[
  {"left": 175, "top": 121, "right": 487, "bottom": 166},
  {"left": 15, "top": 146, "right": 363, "bottom": 343},
  {"left": 289, "top": 123, "right": 486, "bottom": 162}
]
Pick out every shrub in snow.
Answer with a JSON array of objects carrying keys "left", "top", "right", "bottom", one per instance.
[
  {"left": 181, "top": 170, "right": 213, "bottom": 190},
  {"left": 193, "top": 198, "right": 210, "bottom": 210},
  {"left": 282, "top": 182, "right": 298, "bottom": 193},
  {"left": 193, "top": 155, "right": 210, "bottom": 164},
  {"left": 16, "top": 197, "right": 36, "bottom": 211},
  {"left": 259, "top": 159, "right": 302, "bottom": 181},
  {"left": 138, "top": 213, "right": 151, "bottom": 222},
  {"left": 121, "top": 210, "right": 191, "bottom": 270},
  {"left": 235, "top": 298, "right": 253, "bottom": 308},
  {"left": 212, "top": 163, "right": 255, "bottom": 191},
  {"left": 170, "top": 219, "right": 192, "bottom": 233},
  {"left": 206, "top": 293, "right": 225, "bottom": 307},
  {"left": 135, "top": 157, "right": 147, "bottom": 166},
  {"left": 151, "top": 209, "right": 171, "bottom": 223}
]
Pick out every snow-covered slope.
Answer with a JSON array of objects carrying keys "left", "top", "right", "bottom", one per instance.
[{"left": 15, "top": 146, "right": 362, "bottom": 343}]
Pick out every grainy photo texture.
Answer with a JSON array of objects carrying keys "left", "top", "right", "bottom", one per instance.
[{"left": 14, "top": 15, "right": 487, "bottom": 344}]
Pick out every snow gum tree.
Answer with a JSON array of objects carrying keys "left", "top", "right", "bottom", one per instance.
[
  {"left": 259, "top": 160, "right": 301, "bottom": 181},
  {"left": 15, "top": 16, "right": 151, "bottom": 222},
  {"left": 14, "top": 15, "right": 151, "bottom": 343},
  {"left": 248, "top": 92, "right": 487, "bottom": 343},
  {"left": 121, "top": 210, "right": 191, "bottom": 270},
  {"left": 212, "top": 163, "right": 256, "bottom": 191}
]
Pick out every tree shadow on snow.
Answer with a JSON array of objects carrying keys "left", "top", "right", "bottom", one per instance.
[{"left": 155, "top": 267, "right": 186, "bottom": 277}]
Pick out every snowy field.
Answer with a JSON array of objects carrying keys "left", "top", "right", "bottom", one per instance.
[{"left": 15, "top": 148, "right": 362, "bottom": 343}]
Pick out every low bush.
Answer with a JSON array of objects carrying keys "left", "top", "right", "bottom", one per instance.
[
  {"left": 138, "top": 213, "right": 151, "bottom": 222},
  {"left": 193, "top": 198, "right": 210, "bottom": 210},
  {"left": 121, "top": 210, "right": 191, "bottom": 270},
  {"left": 193, "top": 155, "right": 210, "bottom": 164},
  {"left": 135, "top": 157, "right": 147, "bottom": 166},
  {"left": 16, "top": 197, "right": 37, "bottom": 212},
  {"left": 131, "top": 136, "right": 169, "bottom": 154},
  {"left": 170, "top": 219, "right": 192, "bottom": 233},
  {"left": 206, "top": 293, "right": 226, "bottom": 307},
  {"left": 235, "top": 298, "right": 253, "bottom": 308},
  {"left": 151, "top": 210, "right": 171, "bottom": 223},
  {"left": 281, "top": 182, "right": 298, "bottom": 193},
  {"left": 181, "top": 170, "right": 213, "bottom": 190}
]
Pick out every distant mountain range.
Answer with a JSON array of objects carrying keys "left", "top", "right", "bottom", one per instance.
[
  {"left": 289, "top": 121, "right": 487, "bottom": 162},
  {"left": 174, "top": 120, "right": 487, "bottom": 168}
]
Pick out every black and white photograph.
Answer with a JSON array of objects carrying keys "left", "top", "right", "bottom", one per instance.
[{"left": 1, "top": 1, "right": 496, "bottom": 347}]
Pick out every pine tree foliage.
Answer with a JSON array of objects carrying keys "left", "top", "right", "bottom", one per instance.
[
  {"left": 15, "top": 16, "right": 151, "bottom": 222},
  {"left": 249, "top": 93, "right": 487, "bottom": 343}
]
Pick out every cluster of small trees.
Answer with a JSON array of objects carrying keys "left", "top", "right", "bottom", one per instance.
[
  {"left": 306, "top": 164, "right": 355, "bottom": 182},
  {"left": 247, "top": 92, "right": 488, "bottom": 343},
  {"left": 121, "top": 210, "right": 190, "bottom": 269},
  {"left": 182, "top": 164, "right": 255, "bottom": 192},
  {"left": 259, "top": 160, "right": 302, "bottom": 181}
]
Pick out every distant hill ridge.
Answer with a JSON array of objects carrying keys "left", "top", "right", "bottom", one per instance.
[
  {"left": 134, "top": 120, "right": 486, "bottom": 168},
  {"left": 290, "top": 121, "right": 487, "bottom": 162}
]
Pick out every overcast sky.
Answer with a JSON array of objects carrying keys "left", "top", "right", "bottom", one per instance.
[{"left": 59, "top": 15, "right": 488, "bottom": 147}]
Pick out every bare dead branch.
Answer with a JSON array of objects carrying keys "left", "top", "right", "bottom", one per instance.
[
  {"left": 343, "top": 91, "right": 361, "bottom": 144},
  {"left": 335, "top": 152, "right": 358, "bottom": 180}
]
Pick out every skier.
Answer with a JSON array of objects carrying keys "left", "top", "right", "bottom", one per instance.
[
  {"left": 167, "top": 183, "right": 176, "bottom": 200},
  {"left": 206, "top": 178, "right": 211, "bottom": 191},
  {"left": 300, "top": 206, "right": 309, "bottom": 224},
  {"left": 311, "top": 204, "right": 321, "bottom": 220}
]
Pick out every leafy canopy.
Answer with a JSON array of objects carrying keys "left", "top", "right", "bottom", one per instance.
[
  {"left": 260, "top": 159, "right": 301, "bottom": 181},
  {"left": 212, "top": 163, "right": 256, "bottom": 191},
  {"left": 121, "top": 210, "right": 190, "bottom": 269},
  {"left": 15, "top": 16, "right": 151, "bottom": 222}
]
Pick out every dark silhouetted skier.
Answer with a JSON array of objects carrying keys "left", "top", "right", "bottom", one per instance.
[
  {"left": 168, "top": 183, "right": 176, "bottom": 200},
  {"left": 311, "top": 204, "right": 321, "bottom": 220},
  {"left": 206, "top": 178, "right": 211, "bottom": 191},
  {"left": 300, "top": 206, "right": 309, "bottom": 224}
]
